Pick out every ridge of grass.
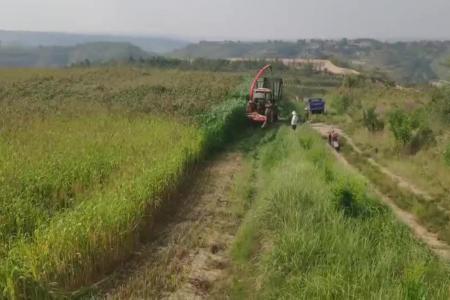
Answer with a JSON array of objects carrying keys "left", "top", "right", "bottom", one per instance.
[{"left": 229, "top": 126, "right": 450, "bottom": 299}]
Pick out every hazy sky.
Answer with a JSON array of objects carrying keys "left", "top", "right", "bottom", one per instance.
[{"left": 1, "top": 0, "right": 450, "bottom": 40}]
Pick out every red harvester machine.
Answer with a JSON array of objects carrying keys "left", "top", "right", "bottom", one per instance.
[{"left": 246, "top": 65, "right": 283, "bottom": 127}]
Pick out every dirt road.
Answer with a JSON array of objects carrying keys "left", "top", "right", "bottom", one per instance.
[
  {"left": 311, "top": 123, "right": 432, "bottom": 199},
  {"left": 103, "top": 151, "right": 243, "bottom": 299},
  {"left": 228, "top": 58, "right": 360, "bottom": 76},
  {"left": 310, "top": 123, "right": 450, "bottom": 261}
]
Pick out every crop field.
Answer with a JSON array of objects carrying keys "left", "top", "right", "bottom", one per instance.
[
  {"left": 0, "top": 67, "right": 245, "bottom": 298},
  {"left": 2, "top": 65, "right": 450, "bottom": 299}
]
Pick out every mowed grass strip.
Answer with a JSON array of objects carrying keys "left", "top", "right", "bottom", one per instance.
[{"left": 231, "top": 127, "right": 450, "bottom": 299}]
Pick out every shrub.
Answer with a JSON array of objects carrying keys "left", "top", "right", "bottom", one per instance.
[
  {"left": 389, "top": 109, "right": 412, "bottom": 146},
  {"left": 362, "top": 107, "right": 385, "bottom": 132},
  {"left": 332, "top": 93, "right": 353, "bottom": 114},
  {"left": 431, "top": 86, "right": 450, "bottom": 122},
  {"left": 389, "top": 109, "right": 436, "bottom": 153},
  {"left": 409, "top": 126, "right": 435, "bottom": 154},
  {"left": 331, "top": 176, "right": 383, "bottom": 219}
]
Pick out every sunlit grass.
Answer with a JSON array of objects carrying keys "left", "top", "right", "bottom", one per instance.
[
  {"left": 230, "top": 127, "right": 450, "bottom": 299},
  {"left": 0, "top": 67, "right": 247, "bottom": 298}
]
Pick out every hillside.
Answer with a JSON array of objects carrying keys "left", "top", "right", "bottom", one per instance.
[
  {"left": 320, "top": 77, "right": 450, "bottom": 245},
  {"left": 0, "top": 30, "right": 188, "bottom": 53},
  {"left": 0, "top": 65, "right": 450, "bottom": 298},
  {"left": 0, "top": 42, "right": 150, "bottom": 67},
  {"left": 171, "top": 39, "right": 450, "bottom": 84}
]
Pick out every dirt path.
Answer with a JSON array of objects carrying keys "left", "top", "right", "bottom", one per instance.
[
  {"left": 103, "top": 151, "right": 243, "bottom": 299},
  {"left": 228, "top": 58, "right": 360, "bottom": 75},
  {"left": 310, "top": 123, "right": 450, "bottom": 261},
  {"left": 311, "top": 123, "right": 432, "bottom": 199}
]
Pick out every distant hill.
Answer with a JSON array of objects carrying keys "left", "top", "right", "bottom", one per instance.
[
  {"left": 171, "top": 39, "right": 450, "bottom": 84},
  {"left": 0, "top": 42, "right": 150, "bottom": 67},
  {"left": 0, "top": 30, "right": 188, "bottom": 53}
]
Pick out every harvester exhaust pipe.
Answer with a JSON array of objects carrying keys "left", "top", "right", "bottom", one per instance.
[{"left": 249, "top": 64, "right": 272, "bottom": 100}]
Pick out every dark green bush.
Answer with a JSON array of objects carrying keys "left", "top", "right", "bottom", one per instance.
[
  {"left": 332, "top": 177, "right": 384, "bottom": 219},
  {"left": 389, "top": 109, "right": 436, "bottom": 153},
  {"left": 409, "top": 127, "right": 435, "bottom": 154},
  {"left": 389, "top": 109, "right": 412, "bottom": 146},
  {"left": 363, "top": 107, "right": 384, "bottom": 132}
]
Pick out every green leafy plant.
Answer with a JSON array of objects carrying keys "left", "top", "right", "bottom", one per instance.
[
  {"left": 389, "top": 109, "right": 435, "bottom": 153},
  {"left": 362, "top": 107, "right": 384, "bottom": 132},
  {"left": 389, "top": 109, "right": 412, "bottom": 146}
]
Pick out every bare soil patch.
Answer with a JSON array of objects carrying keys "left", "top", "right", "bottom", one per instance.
[{"left": 102, "top": 151, "right": 243, "bottom": 299}]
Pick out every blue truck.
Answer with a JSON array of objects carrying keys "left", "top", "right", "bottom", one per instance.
[{"left": 308, "top": 98, "right": 326, "bottom": 114}]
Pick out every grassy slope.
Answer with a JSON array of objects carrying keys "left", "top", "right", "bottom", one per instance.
[
  {"left": 0, "top": 42, "right": 151, "bottom": 67},
  {"left": 229, "top": 126, "right": 450, "bottom": 299},
  {"left": 170, "top": 40, "right": 450, "bottom": 84},
  {"left": 325, "top": 82, "right": 450, "bottom": 241}
]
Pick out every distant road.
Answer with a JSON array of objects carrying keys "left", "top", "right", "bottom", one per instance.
[{"left": 229, "top": 57, "right": 360, "bottom": 76}]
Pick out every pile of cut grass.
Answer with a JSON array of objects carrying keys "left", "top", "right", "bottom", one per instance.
[{"left": 230, "top": 127, "right": 450, "bottom": 299}]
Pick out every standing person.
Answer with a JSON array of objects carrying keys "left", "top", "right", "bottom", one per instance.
[{"left": 291, "top": 111, "right": 299, "bottom": 130}]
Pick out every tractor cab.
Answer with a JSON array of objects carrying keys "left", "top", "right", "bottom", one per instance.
[
  {"left": 253, "top": 87, "right": 273, "bottom": 101},
  {"left": 253, "top": 88, "right": 273, "bottom": 114}
]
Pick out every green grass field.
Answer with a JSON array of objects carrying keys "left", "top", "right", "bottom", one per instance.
[
  {"left": 229, "top": 127, "right": 450, "bottom": 299},
  {"left": 321, "top": 79, "right": 450, "bottom": 244}
]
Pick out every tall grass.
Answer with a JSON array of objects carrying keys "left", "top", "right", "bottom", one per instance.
[
  {"left": 0, "top": 68, "right": 247, "bottom": 298},
  {"left": 231, "top": 127, "right": 450, "bottom": 299},
  {"left": 0, "top": 118, "right": 204, "bottom": 298}
]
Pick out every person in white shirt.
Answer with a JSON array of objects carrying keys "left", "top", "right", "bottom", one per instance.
[{"left": 291, "top": 111, "right": 299, "bottom": 130}]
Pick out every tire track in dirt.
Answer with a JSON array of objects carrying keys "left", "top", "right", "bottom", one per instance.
[
  {"left": 310, "top": 123, "right": 450, "bottom": 261},
  {"left": 102, "top": 151, "right": 243, "bottom": 299}
]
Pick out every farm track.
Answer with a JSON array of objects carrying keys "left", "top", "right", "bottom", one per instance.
[
  {"left": 102, "top": 151, "right": 243, "bottom": 299},
  {"left": 311, "top": 123, "right": 450, "bottom": 261}
]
